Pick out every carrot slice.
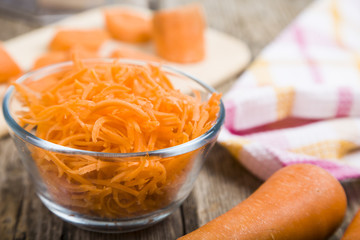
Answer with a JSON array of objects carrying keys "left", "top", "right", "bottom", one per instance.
[
  {"left": 49, "top": 29, "right": 109, "bottom": 51},
  {"left": 0, "top": 45, "right": 22, "bottom": 82},
  {"left": 153, "top": 4, "right": 205, "bottom": 63},
  {"left": 15, "top": 60, "right": 221, "bottom": 218},
  {"left": 104, "top": 8, "right": 152, "bottom": 43}
]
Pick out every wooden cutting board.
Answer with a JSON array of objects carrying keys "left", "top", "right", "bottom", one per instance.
[{"left": 1, "top": 5, "right": 251, "bottom": 136}]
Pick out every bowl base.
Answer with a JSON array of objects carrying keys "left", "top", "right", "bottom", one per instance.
[{"left": 39, "top": 194, "right": 180, "bottom": 233}]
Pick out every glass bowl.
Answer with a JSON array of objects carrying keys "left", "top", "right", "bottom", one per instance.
[{"left": 2, "top": 59, "right": 225, "bottom": 233}]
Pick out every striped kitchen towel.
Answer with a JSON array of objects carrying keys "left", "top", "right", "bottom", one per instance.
[{"left": 218, "top": 0, "right": 360, "bottom": 180}]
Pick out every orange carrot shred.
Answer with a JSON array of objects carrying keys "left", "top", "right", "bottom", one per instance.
[{"left": 14, "top": 59, "right": 221, "bottom": 218}]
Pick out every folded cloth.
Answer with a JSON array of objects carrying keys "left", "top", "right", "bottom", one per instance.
[{"left": 218, "top": 0, "right": 360, "bottom": 180}]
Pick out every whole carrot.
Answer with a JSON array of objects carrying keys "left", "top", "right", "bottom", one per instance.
[
  {"left": 342, "top": 209, "right": 360, "bottom": 240},
  {"left": 178, "top": 164, "right": 347, "bottom": 240}
]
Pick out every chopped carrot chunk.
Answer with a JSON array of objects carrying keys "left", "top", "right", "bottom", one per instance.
[
  {"left": 0, "top": 45, "right": 22, "bottom": 82},
  {"left": 153, "top": 4, "right": 206, "bottom": 63},
  {"left": 104, "top": 8, "right": 152, "bottom": 43},
  {"left": 34, "top": 45, "right": 98, "bottom": 69},
  {"left": 49, "top": 29, "right": 109, "bottom": 51},
  {"left": 33, "top": 51, "right": 68, "bottom": 69},
  {"left": 111, "top": 46, "right": 161, "bottom": 62}
]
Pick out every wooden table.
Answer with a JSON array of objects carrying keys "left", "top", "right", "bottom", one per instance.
[{"left": 1, "top": 0, "right": 360, "bottom": 239}]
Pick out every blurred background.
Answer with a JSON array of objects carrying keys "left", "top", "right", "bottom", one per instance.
[
  {"left": 0, "top": 0, "right": 310, "bottom": 57},
  {"left": 0, "top": 0, "right": 155, "bottom": 24}
]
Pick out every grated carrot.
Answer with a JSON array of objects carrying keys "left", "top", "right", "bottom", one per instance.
[{"left": 14, "top": 60, "right": 221, "bottom": 218}]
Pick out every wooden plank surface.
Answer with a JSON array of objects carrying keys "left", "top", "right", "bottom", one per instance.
[{"left": 1, "top": 0, "right": 360, "bottom": 240}]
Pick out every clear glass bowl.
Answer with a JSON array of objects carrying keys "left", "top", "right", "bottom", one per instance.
[{"left": 2, "top": 59, "right": 225, "bottom": 233}]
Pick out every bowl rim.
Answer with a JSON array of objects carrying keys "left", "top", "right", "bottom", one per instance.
[{"left": 3, "top": 59, "right": 225, "bottom": 158}]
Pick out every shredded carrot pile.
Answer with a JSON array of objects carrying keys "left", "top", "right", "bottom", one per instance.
[{"left": 14, "top": 60, "right": 221, "bottom": 218}]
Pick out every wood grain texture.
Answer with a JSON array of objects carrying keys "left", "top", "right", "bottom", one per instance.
[{"left": 1, "top": 0, "right": 360, "bottom": 240}]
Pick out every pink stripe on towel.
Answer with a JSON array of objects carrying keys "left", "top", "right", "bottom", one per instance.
[
  {"left": 293, "top": 26, "right": 323, "bottom": 84},
  {"left": 224, "top": 99, "right": 236, "bottom": 131},
  {"left": 336, "top": 87, "right": 353, "bottom": 117}
]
